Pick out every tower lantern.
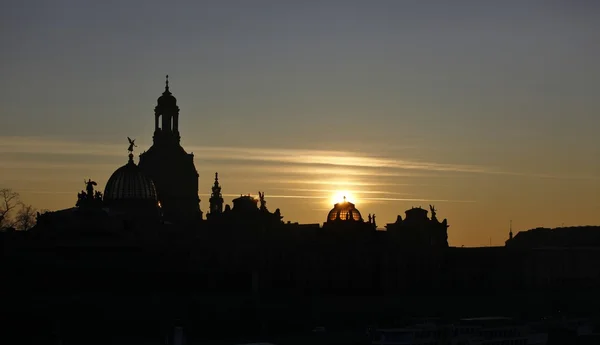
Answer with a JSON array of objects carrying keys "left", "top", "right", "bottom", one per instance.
[{"left": 153, "top": 75, "right": 180, "bottom": 145}]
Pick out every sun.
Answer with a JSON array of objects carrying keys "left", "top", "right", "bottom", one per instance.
[{"left": 331, "top": 190, "right": 356, "bottom": 205}]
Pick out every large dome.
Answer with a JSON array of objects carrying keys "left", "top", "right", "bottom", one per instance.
[
  {"left": 104, "top": 154, "right": 158, "bottom": 202},
  {"left": 327, "top": 200, "right": 363, "bottom": 222}
]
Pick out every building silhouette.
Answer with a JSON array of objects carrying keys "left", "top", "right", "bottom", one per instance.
[
  {"left": 138, "top": 76, "right": 202, "bottom": 224},
  {"left": 385, "top": 205, "right": 449, "bottom": 248},
  {"left": 8, "top": 77, "right": 600, "bottom": 343}
]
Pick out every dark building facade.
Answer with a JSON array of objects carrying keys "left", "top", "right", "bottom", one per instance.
[
  {"left": 138, "top": 76, "right": 202, "bottom": 224},
  {"left": 385, "top": 205, "right": 449, "bottom": 248}
]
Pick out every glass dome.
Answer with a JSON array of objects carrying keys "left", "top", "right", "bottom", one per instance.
[
  {"left": 104, "top": 154, "right": 157, "bottom": 202},
  {"left": 327, "top": 201, "right": 363, "bottom": 222}
]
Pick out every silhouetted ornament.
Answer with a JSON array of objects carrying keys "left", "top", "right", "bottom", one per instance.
[
  {"left": 104, "top": 153, "right": 158, "bottom": 202},
  {"left": 326, "top": 199, "right": 363, "bottom": 222}
]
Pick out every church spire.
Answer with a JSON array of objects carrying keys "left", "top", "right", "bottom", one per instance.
[{"left": 209, "top": 172, "right": 224, "bottom": 217}]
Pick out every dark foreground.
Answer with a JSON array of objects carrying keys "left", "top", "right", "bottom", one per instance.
[{"left": 4, "top": 291, "right": 600, "bottom": 344}]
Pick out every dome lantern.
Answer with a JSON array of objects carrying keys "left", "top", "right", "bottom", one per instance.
[{"left": 153, "top": 75, "right": 181, "bottom": 145}]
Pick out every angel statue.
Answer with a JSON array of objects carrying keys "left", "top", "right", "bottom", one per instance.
[{"left": 127, "top": 137, "right": 137, "bottom": 153}]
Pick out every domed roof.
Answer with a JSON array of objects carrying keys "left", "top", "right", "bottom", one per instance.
[
  {"left": 104, "top": 154, "right": 158, "bottom": 202},
  {"left": 157, "top": 75, "right": 177, "bottom": 107},
  {"left": 327, "top": 200, "right": 363, "bottom": 222}
]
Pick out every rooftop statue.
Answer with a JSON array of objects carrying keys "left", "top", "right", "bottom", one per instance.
[
  {"left": 429, "top": 204, "right": 437, "bottom": 220},
  {"left": 76, "top": 178, "right": 102, "bottom": 208},
  {"left": 127, "top": 137, "right": 137, "bottom": 153},
  {"left": 258, "top": 191, "right": 267, "bottom": 211},
  {"left": 85, "top": 179, "right": 97, "bottom": 197}
]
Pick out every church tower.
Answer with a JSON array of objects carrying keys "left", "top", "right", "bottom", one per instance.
[
  {"left": 208, "top": 172, "right": 224, "bottom": 219},
  {"left": 138, "top": 76, "right": 202, "bottom": 223}
]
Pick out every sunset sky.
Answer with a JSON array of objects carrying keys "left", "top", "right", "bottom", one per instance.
[{"left": 1, "top": 1, "right": 599, "bottom": 246}]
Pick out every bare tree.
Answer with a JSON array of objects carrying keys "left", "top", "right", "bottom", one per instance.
[
  {"left": 0, "top": 188, "right": 20, "bottom": 229},
  {"left": 0, "top": 188, "right": 39, "bottom": 231},
  {"left": 14, "top": 203, "right": 37, "bottom": 231}
]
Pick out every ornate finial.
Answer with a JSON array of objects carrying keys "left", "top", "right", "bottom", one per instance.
[
  {"left": 343, "top": 195, "right": 347, "bottom": 202},
  {"left": 165, "top": 74, "right": 169, "bottom": 91},
  {"left": 215, "top": 172, "right": 219, "bottom": 182}
]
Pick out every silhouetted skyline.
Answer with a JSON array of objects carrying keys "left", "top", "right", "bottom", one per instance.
[{"left": 1, "top": 1, "right": 599, "bottom": 246}]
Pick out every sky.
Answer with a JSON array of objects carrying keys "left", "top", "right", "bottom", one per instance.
[{"left": 1, "top": 0, "right": 599, "bottom": 246}]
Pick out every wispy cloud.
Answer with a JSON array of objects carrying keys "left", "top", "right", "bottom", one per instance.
[
  {"left": 265, "top": 188, "right": 475, "bottom": 203},
  {"left": 0, "top": 160, "right": 116, "bottom": 171},
  {"left": 270, "top": 187, "right": 414, "bottom": 196},
  {"left": 16, "top": 190, "right": 76, "bottom": 195},
  {"left": 0, "top": 136, "right": 123, "bottom": 156},
  {"left": 266, "top": 179, "right": 435, "bottom": 187},
  {"left": 211, "top": 164, "right": 434, "bottom": 178},
  {"left": 197, "top": 192, "right": 474, "bottom": 203},
  {"left": 0, "top": 136, "right": 486, "bottom": 174},
  {"left": 193, "top": 146, "right": 493, "bottom": 174},
  {"left": 1, "top": 136, "right": 596, "bottom": 181},
  {"left": 199, "top": 193, "right": 327, "bottom": 200},
  {"left": 360, "top": 197, "right": 476, "bottom": 203}
]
